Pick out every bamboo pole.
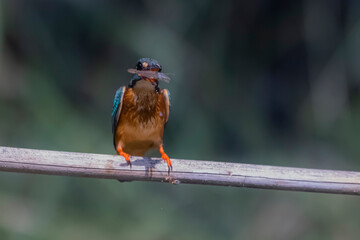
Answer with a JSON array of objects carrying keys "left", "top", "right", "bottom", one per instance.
[{"left": 0, "top": 146, "right": 360, "bottom": 195}]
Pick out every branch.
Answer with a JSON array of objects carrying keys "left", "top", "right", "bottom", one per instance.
[{"left": 0, "top": 146, "right": 360, "bottom": 195}]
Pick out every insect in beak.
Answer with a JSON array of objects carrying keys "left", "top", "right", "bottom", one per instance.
[{"left": 128, "top": 69, "right": 171, "bottom": 83}]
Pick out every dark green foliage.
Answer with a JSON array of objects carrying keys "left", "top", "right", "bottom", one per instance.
[{"left": 1, "top": 1, "right": 360, "bottom": 239}]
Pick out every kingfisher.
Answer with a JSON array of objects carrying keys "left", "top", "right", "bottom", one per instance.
[{"left": 111, "top": 58, "right": 172, "bottom": 171}]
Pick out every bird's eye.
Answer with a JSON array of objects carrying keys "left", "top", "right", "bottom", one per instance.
[
  {"left": 136, "top": 62, "right": 142, "bottom": 70},
  {"left": 158, "top": 65, "right": 162, "bottom": 72}
]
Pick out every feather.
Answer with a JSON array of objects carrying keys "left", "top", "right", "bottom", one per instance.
[
  {"left": 162, "top": 89, "right": 171, "bottom": 123},
  {"left": 111, "top": 86, "right": 126, "bottom": 135}
]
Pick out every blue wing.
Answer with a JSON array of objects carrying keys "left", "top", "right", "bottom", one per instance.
[{"left": 111, "top": 86, "right": 126, "bottom": 134}]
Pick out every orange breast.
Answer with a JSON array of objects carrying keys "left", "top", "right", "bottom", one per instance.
[{"left": 114, "top": 88, "right": 167, "bottom": 156}]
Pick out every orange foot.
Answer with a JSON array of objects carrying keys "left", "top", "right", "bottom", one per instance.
[
  {"left": 160, "top": 144, "right": 172, "bottom": 172},
  {"left": 117, "top": 146, "right": 132, "bottom": 168}
]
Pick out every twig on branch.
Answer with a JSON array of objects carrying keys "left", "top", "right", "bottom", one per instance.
[{"left": 0, "top": 146, "right": 359, "bottom": 195}]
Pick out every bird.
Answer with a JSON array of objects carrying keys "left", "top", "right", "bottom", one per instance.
[{"left": 111, "top": 58, "right": 172, "bottom": 171}]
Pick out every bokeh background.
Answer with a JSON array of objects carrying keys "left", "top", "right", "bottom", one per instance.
[{"left": 1, "top": 0, "right": 360, "bottom": 239}]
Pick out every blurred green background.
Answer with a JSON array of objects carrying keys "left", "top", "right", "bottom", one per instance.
[{"left": 0, "top": 0, "right": 360, "bottom": 239}]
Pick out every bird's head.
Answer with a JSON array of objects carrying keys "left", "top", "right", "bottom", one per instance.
[
  {"left": 136, "top": 58, "right": 162, "bottom": 72},
  {"left": 128, "top": 58, "right": 165, "bottom": 92}
]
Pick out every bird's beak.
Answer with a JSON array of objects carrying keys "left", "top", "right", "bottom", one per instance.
[
  {"left": 144, "top": 78, "right": 158, "bottom": 84},
  {"left": 150, "top": 66, "right": 161, "bottom": 72},
  {"left": 144, "top": 66, "right": 161, "bottom": 83}
]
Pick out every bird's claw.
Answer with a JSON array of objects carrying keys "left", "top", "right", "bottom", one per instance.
[
  {"left": 117, "top": 147, "right": 132, "bottom": 168},
  {"left": 161, "top": 153, "right": 172, "bottom": 174},
  {"left": 127, "top": 160, "right": 132, "bottom": 168},
  {"left": 167, "top": 164, "right": 173, "bottom": 175}
]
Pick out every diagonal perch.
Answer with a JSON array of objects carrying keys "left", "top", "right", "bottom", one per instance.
[{"left": 0, "top": 146, "right": 360, "bottom": 195}]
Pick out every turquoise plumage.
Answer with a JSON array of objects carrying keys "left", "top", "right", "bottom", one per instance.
[{"left": 111, "top": 86, "right": 125, "bottom": 134}]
